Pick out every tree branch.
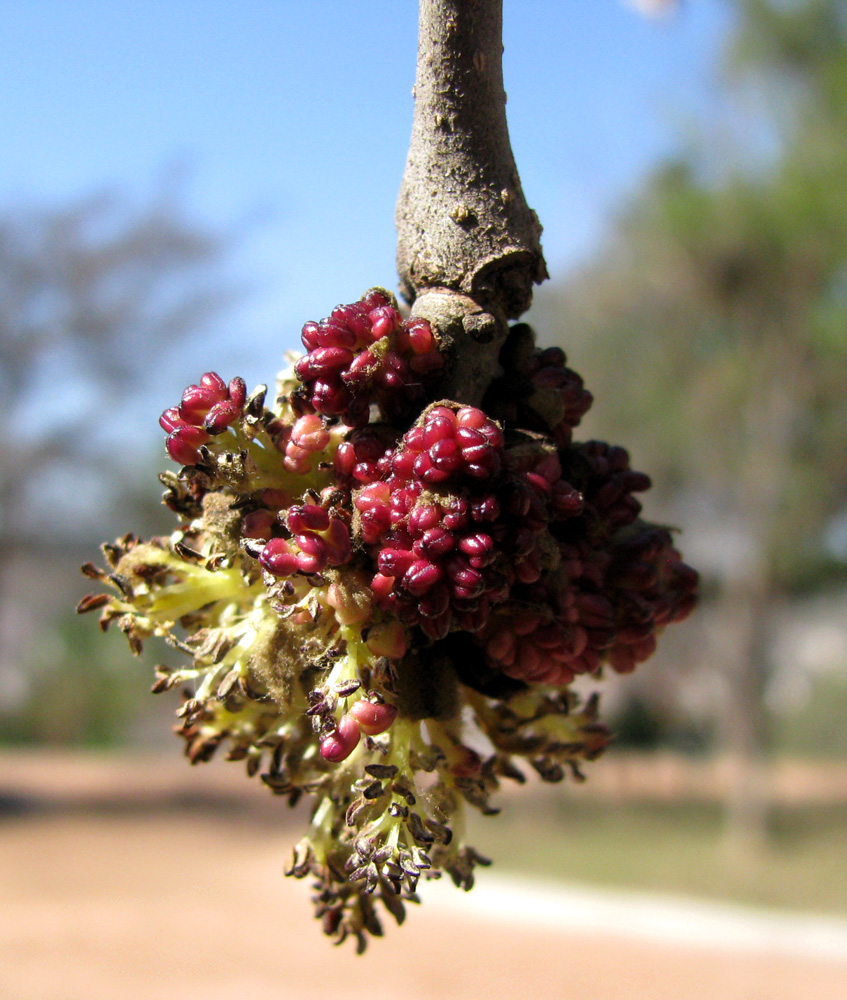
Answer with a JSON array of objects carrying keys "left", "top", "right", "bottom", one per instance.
[{"left": 396, "top": 0, "right": 547, "bottom": 404}]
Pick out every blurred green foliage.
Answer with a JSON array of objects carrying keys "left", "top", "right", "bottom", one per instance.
[
  {"left": 0, "top": 611, "right": 159, "bottom": 748},
  {"left": 469, "top": 793, "right": 847, "bottom": 914},
  {"left": 540, "top": 0, "right": 847, "bottom": 590},
  {"left": 530, "top": 0, "right": 847, "bottom": 800}
]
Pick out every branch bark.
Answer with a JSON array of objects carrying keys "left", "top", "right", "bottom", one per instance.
[{"left": 396, "top": 0, "right": 547, "bottom": 404}]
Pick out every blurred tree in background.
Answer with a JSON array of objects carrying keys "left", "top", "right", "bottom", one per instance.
[
  {"left": 0, "top": 181, "right": 237, "bottom": 744},
  {"left": 536, "top": 0, "right": 847, "bottom": 842}
]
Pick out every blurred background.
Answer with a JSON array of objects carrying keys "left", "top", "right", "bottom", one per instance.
[{"left": 2, "top": 1, "right": 846, "bottom": 997}]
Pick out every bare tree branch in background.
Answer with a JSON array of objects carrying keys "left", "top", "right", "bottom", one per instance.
[{"left": 0, "top": 180, "right": 238, "bottom": 707}]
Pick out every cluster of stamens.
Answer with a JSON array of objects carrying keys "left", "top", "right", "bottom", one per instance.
[
  {"left": 80, "top": 290, "right": 697, "bottom": 951},
  {"left": 159, "top": 372, "right": 247, "bottom": 465},
  {"left": 293, "top": 288, "right": 444, "bottom": 426}
]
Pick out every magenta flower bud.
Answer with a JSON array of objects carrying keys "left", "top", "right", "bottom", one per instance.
[
  {"left": 406, "top": 318, "right": 434, "bottom": 354},
  {"left": 408, "top": 503, "right": 441, "bottom": 534},
  {"left": 310, "top": 380, "right": 349, "bottom": 416},
  {"left": 295, "top": 533, "right": 327, "bottom": 559},
  {"left": 320, "top": 714, "right": 361, "bottom": 763},
  {"left": 324, "top": 519, "right": 352, "bottom": 566},
  {"left": 404, "top": 425, "right": 426, "bottom": 450},
  {"left": 283, "top": 444, "right": 311, "bottom": 474},
  {"left": 334, "top": 441, "right": 357, "bottom": 478},
  {"left": 413, "top": 453, "right": 448, "bottom": 484},
  {"left": 288, "top": 504, "right": 330, "bottom": 533},
  {"left": 442, "top": 498, "right": 470, "bottom": 531},
  {"left": 359, "top": 508, "right": 391, "bottom": 545},
  {"left": 428, "top": 438, "right": 462, "bottom": 473},
  {"left": 203, "top": 399, "right": 242, "bottom": 433},
  {"left": 482, "top": 424, "right": 505, "bottom": 450},
  {"left": 259, "top": 538, "right": 299, "bottom": 577},
  {"left": 354, "top": 481, "right": 391, "bottom": 512},
  {"left": 455, "top": 426, "right": 487, "bottom": 450},
  {"left": 467, "top": 457, "right": 501, "bottom": 479},
  {"left": 417, "top": 584, "right": 450, "bottom": 618},
  {"left": 377, "top": 547, "right": 416, "bottom": 578},
  {"left": 348, "top": 699, "right": 398, "bottom": 737},
  {"left": 344, "top": 349, "right": 378, "bottom": 384},
  {"left": 404, "top": 559, "right": 443, "bottom": 596},
  {"left": 391, "top": 448, "right": 418, "bottom": 478},
  {"left": 446, "top": 558, "right": 484, "bottom": 595},
  {"left": 159, "top": 407, "right": 186, "bottom": 433},
  {"left": 429, "top": 405, "right": 457, "bottom": 425},
  {"left": 200, "top": 372, "right": 227, "bottom": 393},
  {"left": 456, "top": 406, "right": 487, "bottom": 429},
  {"left": 414, "top": 526, "right": 455, "bottom": 560},
  {"left": 179, "top": 380, "right": 224, "bottom": 423},
  {"left": 294, "top": 356, "right": 315, "bottom": 381},
  {"left": 459, "top": 532, "right": 494, "bottom": 562},
  {"left": 383, "top": 350, "right": 407, "bottom": 375},
  {"left": 470, "top": 495, "right": 500, "bottom": 523},
  {"left": 361, "top": 288, "right": 390, "bottom": 311},
  {"left": 325, "top": 312, "right": 363, "bottom": 345},
  {"left": 423, "top": 413, "right": 456, "bottom": 447},
  {"left": 524, "top": 471, "right": 552, "bottom": 496},
  {"left": 166, "top": 426, "right": 209, "bottom": 465},
  {"left": 370, "top": 572, "right": 395, "bottom": 602},
  {"left": 369, "top": 305, "right": 401, "bottom": 340},
  {"left": 462, "top": 440, "right": 495, "bottom": 465},
  {"left": 296, "top": 550, "right": 326, "bottom": 575},
  {"left": 553, "top": 483, "right": 582, "bottom": 516},
  {"left": 301, "top": 321, "right": 321, "bottom": 351},
  {"left": 227, "top": 376, "right": 247, "bottom": 408},
  {"left": 310, "top": 345, "right": 355, "bottom": 375},
  {"left": 378, "top": 370, "right": 404, "bottom": 392}
]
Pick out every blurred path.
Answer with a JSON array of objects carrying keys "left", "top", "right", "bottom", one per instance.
[
  {"left": 1, "top": 751, "right": 846, "bottom": 1000},
  {"left": 431, "top": 874, "right": 847, "bottom": 963},
  {"left": 2, "top": 811, "right": 846, "bottom": 1000}
]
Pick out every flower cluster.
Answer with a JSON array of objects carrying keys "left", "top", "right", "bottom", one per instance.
[
  {"left": 80, "top": 294, "right": 697, "bottom": 952},
  {"left": 293, "top": 288, "right": 444, "bottom": 426}
]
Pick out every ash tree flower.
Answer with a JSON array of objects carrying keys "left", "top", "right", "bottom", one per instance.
[
  {"left": 79, "top": 0, "right": 698, "bottom": 953},
  {"left": 79, "top": 288, "right": 697, "bottom": 951}
]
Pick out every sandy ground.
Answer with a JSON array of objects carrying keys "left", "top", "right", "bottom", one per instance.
[{"left": 1, "top": 752, "right": 845, "bottom": 1000}]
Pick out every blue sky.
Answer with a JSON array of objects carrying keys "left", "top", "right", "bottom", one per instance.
[{"left": 1, "top": 0, "right": 732, "bottom": 397}]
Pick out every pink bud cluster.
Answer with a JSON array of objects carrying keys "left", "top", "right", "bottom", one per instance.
[
  {"left": 528, "top": 347, "right": 594, "bottom": 447},
  {"left": 571, "top": 441, "right": 652, "bottom": 537},
  {"left": 259, "top": 504, "right": 353, "bottom": 577},
  {"left": 293, "top": 290, "right": 444, "bottom": 426},
  {"left": 278, "top": 414, "right": 331, "bottom": 474},
  {"left": 481, "top": 612, "right": 586, "bottom": 686},
  {"left": 604, "top": 527, "right": 699, "bottom": 673},
  {"left": 484, "top": 331, "right": 593, "bottom": 447},
  {"left": 319, "top": 698, "right": 398, "bottom": 763},
  {"left": 150, "top": 309, "right": 697, "bottom": 767},
  {"left": 479, "top": 493, "right": 697, "bottom": 686},
  {"left": 333, "top": 425, "right": 399, "bottom": 486},
  {"left": 353, "top": 406, "right": 585, "bottom": 640},
  {"left": 466, "top": 425, "right": 696, "bottom": 687},
  {"left": 159, "top": 372, "right": 247, "bottom": 466}
]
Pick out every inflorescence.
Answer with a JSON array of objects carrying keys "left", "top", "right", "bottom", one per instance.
[{"left": 80, "top": 288, "right": 697, "bottom": 952}]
